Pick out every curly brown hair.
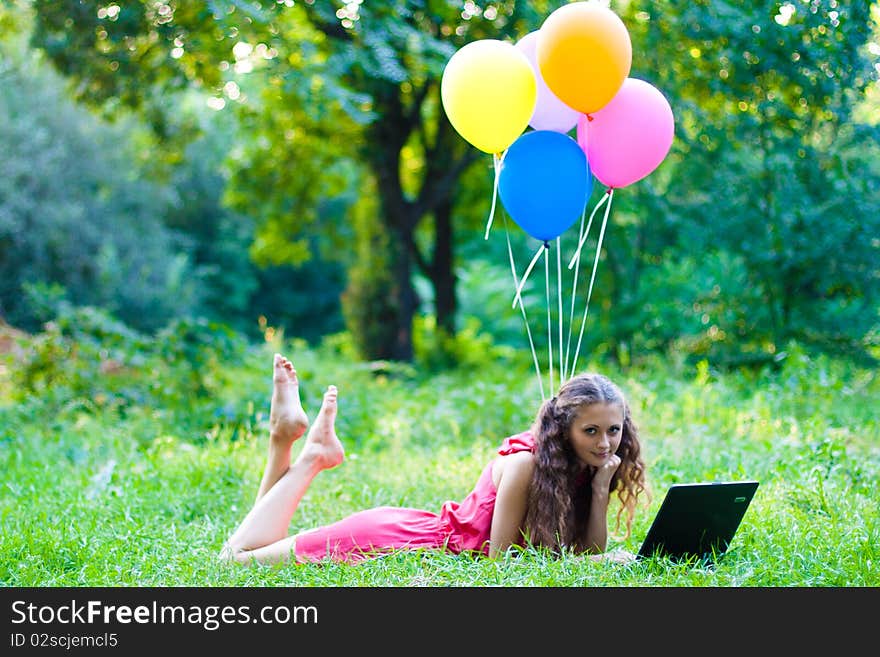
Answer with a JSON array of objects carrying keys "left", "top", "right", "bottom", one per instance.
[{"left": 523, "top": 373, "right": 650, "bottom": 553}]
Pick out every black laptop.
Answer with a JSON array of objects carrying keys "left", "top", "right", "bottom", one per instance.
[{"left": 636, "top": 480, "right": 759, "bottom": 563}]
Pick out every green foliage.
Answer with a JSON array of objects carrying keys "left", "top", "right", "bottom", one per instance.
[
  {"left": 7, "top": 0, "right": 879, "bottom": 370},
  {"left": 158, "top": 105, "right": 350, "bottom": 341},
  {"left": 0, "top": 38, "right": 200, "bottom": 332},
  {"left": 9, "top": 305, "right": 149, "bottom": 405},
  {"left": 428, "top": 249, "right": 542, "bottom": 350},
  {"left": 8, "top": 305, "right": 247, "bottom": 432},
  {"left": 160, "top": 112, "right": 261, "bottom": 330},
  {"left": 623, "top": 250, "right": 781, "bottom": 366},
  {"left": 246, "top": 261, "right": 347, "bottom": 344},
  {"left": 153, "top": 317, "right": 248, "bottom": 400},
  {"left": 1, "top": 7, "right": 345, "bottom": 341},
  {"left": 412, "top": 314, "right": 518, "bottom": 373},
  {"left": 24, "top": 0, "right": 576, "bottom": 361},
  {"left": 619, "top": 0, "right": 880, "bottom": 361}
]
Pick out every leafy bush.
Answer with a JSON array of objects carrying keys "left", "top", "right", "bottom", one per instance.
[
  {"left": 10, "top": 305, "right": 148, "bottom": 405},
  {"left": 413, "top": 314, "right": 519, "bottom": 374},
  {"left": 9, "top": 305, "right": 247, "bottom": 430}
]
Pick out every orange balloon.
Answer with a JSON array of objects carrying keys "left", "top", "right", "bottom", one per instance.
[{"left": 537, "top": 2, "right": 632, "bottom": 115}]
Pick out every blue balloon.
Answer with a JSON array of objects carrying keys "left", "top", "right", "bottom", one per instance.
[{"left": 498, "top": 130, "right": 592, "bottom": 242}]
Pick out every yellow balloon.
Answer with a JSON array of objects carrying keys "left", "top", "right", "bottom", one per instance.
[{"left": 441, "top": 39, "right": 536, "bottom": 154}]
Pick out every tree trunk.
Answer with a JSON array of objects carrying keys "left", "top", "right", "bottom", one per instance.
[
  {"left": 365, "top": 90, "right": 418, "bottom": 361},
  {"left": 385, "top": 222, "right": 418, "bottom": 361},
  {"left": 431, "top": 197, "right": 456, "bottom": 334},
  {"left": 353, "top": 78, "right": 480, "bottom": 360},
  {"left": 419, "top": 113, "right": 478, "bottom": 337}
]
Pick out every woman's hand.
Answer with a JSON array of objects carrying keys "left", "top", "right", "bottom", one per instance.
[
  {"left": 589, "top": 549, "right": 637, "bottom": 564},
  {"left": 580, "top": 454, "right": 622, "bottom": 556},
  {"left": 591, "top": 454, "right": 621, "bottom": 493}
]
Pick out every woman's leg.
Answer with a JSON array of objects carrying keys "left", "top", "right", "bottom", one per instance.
[
  {"left": 220, "top": 365, "right": 344, "bottom": 565},
  {"left": 255, "top": 354, "right": 309, "bottom": 502}
]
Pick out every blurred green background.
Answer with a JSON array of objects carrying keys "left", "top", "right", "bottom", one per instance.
[{"left": 1, "top": 0, "right": 878, "bottom": 373}]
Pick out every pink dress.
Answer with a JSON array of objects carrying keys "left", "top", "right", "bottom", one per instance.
[{"left": 293, "top": 431, "right": 535, "bottom": 563}]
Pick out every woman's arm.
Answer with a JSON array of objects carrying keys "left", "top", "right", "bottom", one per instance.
[
  {"left": 577, "top": 454, "right": 621, "bottom": 554},
  {"left": 579, "top": 488, "right": 610, "bottom": 553},
  {"left": 488, "top": 452, "right": 535, "bottom": 558}
]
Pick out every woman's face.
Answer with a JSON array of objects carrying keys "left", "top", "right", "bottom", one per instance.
[{"left": 567, "top": 402, "right": 624, "bottom": 469}]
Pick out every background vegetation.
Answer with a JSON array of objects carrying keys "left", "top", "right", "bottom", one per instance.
[{"left": 1, "top": 1, "right": 878, "bottom": 586}]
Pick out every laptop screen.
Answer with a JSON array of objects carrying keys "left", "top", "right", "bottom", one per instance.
[{"left": 637, "top": 481, "right": 759, "bottom": 562}]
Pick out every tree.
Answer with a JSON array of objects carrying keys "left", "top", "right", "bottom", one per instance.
[
  {"left": 609, "top": 0, "right": 880, "bottom": 363},
  {"left": 0, "top": 24, "right": 200, "bottom": 331},
  {"left": 28, "top": 0, "right": 569, "bottom": 360}
]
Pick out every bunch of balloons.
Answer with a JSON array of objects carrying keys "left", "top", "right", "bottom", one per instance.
[
  {"left": 440, "top": 0, "right": 675, "bottom": 243},
  {"left": 440, "top": 2, "right": 675, "bottom": 396}
]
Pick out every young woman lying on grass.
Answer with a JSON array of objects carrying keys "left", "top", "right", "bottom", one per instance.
[{"left": 220, "top": 354, "right": 650, "bottom": 565}]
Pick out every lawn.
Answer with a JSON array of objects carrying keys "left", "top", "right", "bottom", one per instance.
[{"left": 1, "top": 332, "right": 878, "bottom": 586}]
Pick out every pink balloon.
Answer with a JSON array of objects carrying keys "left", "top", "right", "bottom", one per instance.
[
  {"left": 515, "top": 31, "right": 579, "bottom": 133},
  {"left": 586, "top": 78, "right": 674, "bottom": 189}
]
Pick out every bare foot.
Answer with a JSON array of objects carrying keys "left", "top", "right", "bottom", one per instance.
[
  {"left": 297, "top": 385, "right": 344, "bottom": 471},
  {"left": 269, "top": 353, "right": 309, "bottom": 446}
]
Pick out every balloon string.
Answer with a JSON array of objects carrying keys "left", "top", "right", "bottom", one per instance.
[
  {"left": 568, "top": 190, "right": 609, "bottom": 270},
  {"left": 570, "top": 189, "right": 614, "bottom": 377},
  {"left": 564, "top": 203, "right": 588, "bottom": 382},
  {"left": 556, "top": 236, "right": 564, "bottom": 383},
  {"left": 544, "top": 242, "right": 554, "bottom": 396},
  {"left": 502, "top": 213, "right": 545, "bottom": 401},
  {"left": 484, "top": 152, "right": 504, "bottom": 240},
  {"left": 511, "top": 242, "right": 545, "bottom": 310}
]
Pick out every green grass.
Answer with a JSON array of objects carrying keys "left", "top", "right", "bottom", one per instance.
[{"left": 1, "top": 337, "right": 878, "bottom": 586}]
